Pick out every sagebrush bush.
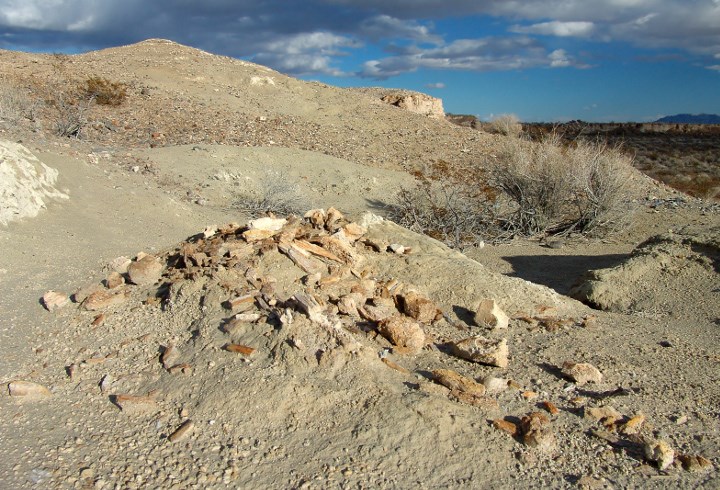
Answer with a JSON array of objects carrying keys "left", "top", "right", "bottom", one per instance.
[
  {"left": 489, "top": 133, "right": 633, "bottom": 235},
  {"left": 488, "top": 114, "right": 523, "bottom": 137},
  {"left": 232, "top": 172, "right": 310, "bottom": 218},
  {"left": 47, "top": 90, "right": 91, "bottom": 138},
  {"left": 84, "top": 77, "right": 127, "bottom": 106}
]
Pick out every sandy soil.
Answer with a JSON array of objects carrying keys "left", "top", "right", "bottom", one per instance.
[{"left": 0, "top": 40, "right": 718, "bottom": 489}]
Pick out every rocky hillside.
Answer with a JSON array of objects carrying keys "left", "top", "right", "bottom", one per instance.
[{"left": 0, "top": 39, "right": 487, "bottom": 175}]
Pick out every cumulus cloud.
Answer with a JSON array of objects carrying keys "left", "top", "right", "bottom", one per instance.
[
  {"left": 0, "top": 0, "right": 718, "bottom": 78},
  {"left": 358, "top": 37, "right": 580, "bottom": 79},
  {"left": 253, "top": 32, "right": 360, "bottom": 76},
  {"left": 360, "top": 15, "right": 442, "bottom": 44},
  {"left": 510, "top": 21, "right": 595, "bottom": 37}
]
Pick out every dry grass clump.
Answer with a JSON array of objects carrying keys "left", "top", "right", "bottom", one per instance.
[
  {"left": 488, "top": 114, "right": 523, "bottom": 137},
  {"left": 489, "top": 134, "right": 633, "bottom": 236},
  {"left": 84, "top": 77, "right": 128, "bottom": 106},
  {"left": 232, "top": 172, "right": 311, "bottom": 218}
]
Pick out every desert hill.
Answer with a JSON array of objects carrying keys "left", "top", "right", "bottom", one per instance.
[{"left": 0, "top": 39, "right": 718, "bottom": 489}]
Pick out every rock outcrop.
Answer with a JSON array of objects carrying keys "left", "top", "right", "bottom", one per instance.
[
  {"left": 0, "top": 140, "right": 69, "bottom": 225},
  {"left": 380, "top": 91, "right": 445, "bottom": 118}
]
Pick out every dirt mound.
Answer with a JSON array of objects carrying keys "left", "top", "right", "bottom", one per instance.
[
  {"left": 570, "top": 228, "right": 720, "bottom": 316},
  {"left": 0, "top": 139, "right": 68, "bottom": 226},
  {"left": 10, "top": 210, "right": 718, "bottom": 487}
]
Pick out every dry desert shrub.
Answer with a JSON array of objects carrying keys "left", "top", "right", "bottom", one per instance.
[
  {"left": 488, "top": 114, "right": 523, "bottom": 137},
  {"left": 389, "top": 160, "right": 499, "bottom": 249},
  {"left": 0, "top": 86, "right": 40, "bottom": 123},
  {"left": 232, "top": 172, "right": 310, "bottom": 218},
  {"left": 489, "top": 133, "right": 633, "bottom": 236},
  {"left": 392, "top": 134, "right": 634, "bottom": 247},
  {"left": 46, "top": 89, "right": 91, "bottom": 138},
  {"left": 84, "top": 77, "right": 128, "bottom": 106}
]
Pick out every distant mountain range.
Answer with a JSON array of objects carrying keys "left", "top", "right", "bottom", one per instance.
[{"left": 655, "top": 114, "right": 720, "bottom": 124}]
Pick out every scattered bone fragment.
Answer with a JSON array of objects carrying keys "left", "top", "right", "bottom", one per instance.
[
  {"left": 278, "top": 241, "right": 327, "bottom": 275},
  {"left": 620, "top": 413, "right": 645, "bottom": 435},
  {"left": 113, "top": 391, "right": 159, "bottom": 414},
  {"left": 247, "top": 217, "right": 287, "bottom": 231},
  {"left": 678, "top": 454, "right": 714, "bottom": 472},
  {"left": 643, "top": 439, "right": 675, "bottom": 471},
  {"left": 242, "top": 228, "right": 278, "bottom": 242},
  {"left": 223, "top": 293, "right": 256, "bottom": 312},
  {"left": 381, "top": 357, "right": 410, "bottom": 374},
  {"left": 8, "top": 380, "right": 51, "bottom": 398},
  {"left": 202, "top": 225, "right": 218, "bottom": 238},
  {"left": 315, "top": 235, "right": 359, "bottom": 265},
  {"left": 293, "top": 239, "right": 343, "bottom": 262},
  {"left": 105, "top": 271, "right": 124, "bottom": 289},
  {"left": 42, "top": 290, "right": 68, "bottom": 312},
  {"left": 168, "top": 420, "right": 195, "bottom": 443},
  {"left": 293, "top": 293, "right": 334, "bottom": 328},
  {"left": 584, "top": 405, "right": 624, "bottom": 425},
  {"left": 520, "top": 412, "right": 556, "bottom": 451},
  {"left": 302, "top": 209, "right": 324, "bottom": 228},
  {"left": 127, "top": 255, "right": 163, "bottom": 286},
  {"left": 431, "top": 369, "right": 486, "bottom": 397},
  {"left": 377, "top": 315, "right": 426, "bottom": 354},
  {"left": 399, "top": 291, "right": 438, "bottom": 324},
  {"left": 492, "top": 419, "right": 519, "bottom": 437},
  {"left": 482, "top": 376, "right": 508, "bottom": 394},
  {"left": 338, "top": 292, "right": 365, "bottom": 317},
  {"left": 541, "top": 401, "right": 560, "bottom": 416},
  {"left": 450, "top": 390, "right": 499, "bottom": 411},
  {"left": 451, "top": 336, "right": 509, "bottom": 368},
  {"left": 341, "top": 222, "right": 367, "bottom": 242},
  {"left": 234, "top": 312, "right": 262, "bottom": 323},
  {"left": 72, "top": 283, "right": 103, "bottom": 304},
  {"left": 325, "top": 207, "right": 345, "bottom": 231},
  {"left": 82, "top": 290, "right": 129, "bottom": 311},
  {"left": 388, "top": 243, "right": 405, "bottom": 254},
  {"left": 161, "top": 344, "right": 180, "bottom": 370},
  {"left": 474, "top": 299, "right": 509, "bottom": 330},
  {"left": 562, "top": 361, "right": 603, "bottom": 385},
  {"left": 109, "top": 256, "right": 131, "bottom": 274},
  {"left": 167, "top": 363, "right": 193, "bottom": 375},
  {"left": 224, "top": 344, "right": 255, "bottom": 355},
  {"left": 359, "top": 303, "right": 397, "bottom": 323}
]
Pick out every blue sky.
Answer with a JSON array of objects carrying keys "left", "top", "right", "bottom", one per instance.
[{"left": 1, "top": 1, "right": 719, "bottom": 122}]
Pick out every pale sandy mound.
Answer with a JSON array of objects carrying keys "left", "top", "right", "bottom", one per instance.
[
  {"left": 0, "top": 140, "right": 68, "bottom": 225},
  {"left": 570, "top": 228, "right": 720, "bottom": 317},
  {"left": 7, "top": 210, "right": 719, "bottom": 488}
]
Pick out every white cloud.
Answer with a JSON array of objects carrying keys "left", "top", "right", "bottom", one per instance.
[
  {"left": 425, "top": 82, "right": 446, "bottom": 88},
  {"left": 360, "top": 15, "right": 442, "bottom": 44},
  {"left": 549, "top": 49, "right": 571, "bottom": 67},
  {"left": 254, "top": 32, "right": 360, "bottom": 76},
  {"left": 510, "top": 21, "right": 595, "bottom": 37},
  {"left": 708, "top": 64, "right": 720, "bottom": 71},
  {"left": 358, "top": 36, "right": 581, "bottom": 78}
]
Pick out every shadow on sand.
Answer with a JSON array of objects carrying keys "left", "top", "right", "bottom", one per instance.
[{"left": 502, "top": 253, "right": 628, "bottom": 295}]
